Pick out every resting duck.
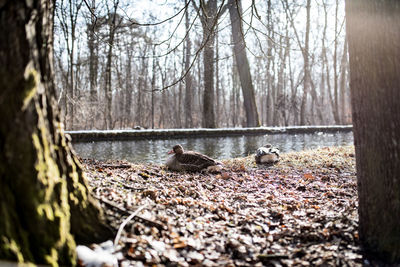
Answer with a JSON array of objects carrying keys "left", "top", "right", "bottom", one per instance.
[
  {"left": 255, "top": 144, "right": 280, "bottom": 164},
  {"left": 165, "top": 144, "right": 222, "bottom": 172}
]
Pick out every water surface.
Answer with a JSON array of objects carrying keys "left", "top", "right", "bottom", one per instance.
[{"left": 72, "top": 132, "right": 353, "bottom": 164}]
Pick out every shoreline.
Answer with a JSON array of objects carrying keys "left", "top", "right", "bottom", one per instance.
[{"left": 68, "top": 125, "right": 353, "bottom": 142}]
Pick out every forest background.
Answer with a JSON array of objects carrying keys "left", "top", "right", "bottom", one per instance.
[{"left": 55, "top": 0, "right": 349, "bottom": 130}]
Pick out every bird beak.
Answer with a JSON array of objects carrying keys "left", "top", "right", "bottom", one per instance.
[{"left": 168, "top": 150, "right": 174, "bottom": 154}]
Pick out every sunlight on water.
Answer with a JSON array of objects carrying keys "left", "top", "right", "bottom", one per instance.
[{"left": 72, "top": 132, "right": 354, "bottom": 164}]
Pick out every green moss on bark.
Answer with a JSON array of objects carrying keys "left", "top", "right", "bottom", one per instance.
[{"left": 0, "top": 1, "right": 113, "bottom": 265}]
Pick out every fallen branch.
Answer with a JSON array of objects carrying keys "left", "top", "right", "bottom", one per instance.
[
  {"left": 95, "top": 196, "right": 166, "bottom": 231},
  {"left": 102, "top": 164, "right": 132, "bottom": 169}
]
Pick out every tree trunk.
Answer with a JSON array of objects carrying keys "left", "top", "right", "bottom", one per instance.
[
  {"left": 104, "top": 0, "right": 119, "bottom": 129},
  {"left": 300, "top": 0, "right": 311, "bottom": 125},
  {"left": 346, "top": 0, "right": 400, "bottom": 262},
  {"left": 339, "top": 37, "right": 348, "bottom": 124},
  {"left": 151, "top": 46, "right": 156, "bottom": 129},
  {"left": 332, "top": 0, "right": 341, "bottom": 124},
  {"left": 202, "top": 32, "right": 216, "bottom": 128},
  {"left": 215, "top": 24, "right": 220, "bottom": 124},
  {"left": 125, "top": 43, "right": 134, "bottom": 128},
  {"left": 0, "top": 1, "right": 112, "bottom": 265},
  {"left": 136, "top": 48, "right": 147, "bottom": 127},
  {"left": 184, "top": 1, "right": 193, "bottom": 128},
  {"left": 200, "top": 0, "right": 217, "bottom": 128},
  {"left": 266, "top": 0, "right": 273, "bottom": 126},
  {"left": 87, "top": 0, "right": 98, "bottom": 128},
  {"left": 228, "top": 0, "right": 260, "bottom": 127}
]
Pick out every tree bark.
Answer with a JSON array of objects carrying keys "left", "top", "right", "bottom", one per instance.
[
  {"left": 183, "top": 0, "right": 193, "bottom": 128},
  {"left": 87, "top": 0, "right": 98, "bottom": 128},
  {"left": 332, "top": 0, "right": 341, "bottom": 124},
  {"left": 266, "top": 0, "right": 273, "bottom": 126},
  {"left": 228, "top": 0, "right": 260, "bottom": 127},
  {"left": 198, "top": 0, "right": 217, "bottom": 128},
  {"left": 300, "top": 0, "right": 311, "bottom": 125},
  {"left": 136, "top": 47, "right": 148, "bottom": 127},
  {"left": 346, "top": 0, "right": 400, "bottom": 262},
  {"left": 104, "top": 0, "right": 119, "bottom": 129},
  {"left": 0, "top": 1, "right": 112, "bottom": 265},
  {"left": 151, "top": 46, "right": 156, "bottom": 129},
  {"left": 339, "top": 37, "right": 348, "bottom": 124}
]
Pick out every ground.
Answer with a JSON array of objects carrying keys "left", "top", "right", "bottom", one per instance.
[{"left": 80, "top": 146, "right": 363, "bottom": 266}]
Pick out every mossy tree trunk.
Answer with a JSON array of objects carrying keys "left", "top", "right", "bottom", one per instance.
[
  {"left": 346, "top": 0, "right": 400, "bottom": 262},
  {"left": 0, "top": 0, "right": 113, "bottom": 265}
]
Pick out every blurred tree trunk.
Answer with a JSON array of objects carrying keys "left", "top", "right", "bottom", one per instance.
[
  {"left": 319, "top": 0, "right": 329, "bottom": 124},
  {"left": 151, "top": 46, "right": 157, "bottom": 129},
  {"left": 276, "top": 33, "right": 290, "bottom": 126},
  {"left": 215, "top": 24, "right": 220, "bottom": 124},
  {"left": 0, "top": 1, "right": 112, "bottom": 265},
  {"left": 339, "top": 37, "right": 348, "bottom": 124},
  {"left": 228, "top": 0, "right": 260, "bottom": 127},
  {"left": 346, "top": 0, "right": 400, "bottom": 262},
  {"left": 282, "top": 29, "right": 291, "bottom": 126},
  {"left": 266, "top": 0, "right": 273, "bottom": 126},
  {"left": 87, "top": 0, "right": 98, "bottom": 129},
  {"left": 136, "top": 46, "right": 148, "bottom": 127},
  {"left": 231, "top": 64, "right": 239, "bottom": 126},
  {"left": 124, "top": 38, "right": 134, "bottom": 128},
  {"left": 184, "top": 1, "right": 193, "bottom": 128},
  {"left": 157, "top": 58, "right": 167, "bottom": 128},
  {"left": 196, "top": 50, "right": 202, "bottom": 126},
  {"left": 173, "top": 57, "right": 182, "bottom": 128},
  {"left": 300, "top": 0, "right": 311, "bottom": 125},
  {"left": 321, "top": 1, "right": 336, "bottom": 124},
  {"left": 332, "top": 0, "right": 341, "bottom": 124},
  {"left": 104, "top": 0, "right": 119, "bottom": 129}
]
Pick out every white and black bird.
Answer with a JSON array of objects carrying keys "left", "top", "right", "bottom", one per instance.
[
  {"left": 165, "top": 144, "right": 222, "bottom": 172},
  {"left": 255, "top": 144, "right": 280, "bottom": 164}
]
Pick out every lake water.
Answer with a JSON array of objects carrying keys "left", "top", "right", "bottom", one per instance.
[{"left": 71, "top": 131, "right": 354, "bottom": 164}]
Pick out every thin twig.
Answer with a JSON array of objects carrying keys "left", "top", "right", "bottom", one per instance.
[
  {"left": 120, "top": 1, "right": 190, "bottom": 27},
  {"left": 114, "top": 203, "right": 148, "bottom": 247}
]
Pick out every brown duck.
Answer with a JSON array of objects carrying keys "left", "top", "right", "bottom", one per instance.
[{"left": 165, "top": 144, "right": 222, "bottom": 172}]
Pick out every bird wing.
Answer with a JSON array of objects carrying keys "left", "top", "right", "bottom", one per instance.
[
  {"left": 178, "top": 152, "right": 217, "bottom": 171},
  {"left": 270, "top": 147, "right": 280, "bottom": 158},
  {"left": 256, "top": 147, "right": 269, "bottom": 157}
]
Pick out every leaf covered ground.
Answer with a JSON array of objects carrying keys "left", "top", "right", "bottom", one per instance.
[{"left": 81, "top": 145, "right": 363, "bottom": 266}]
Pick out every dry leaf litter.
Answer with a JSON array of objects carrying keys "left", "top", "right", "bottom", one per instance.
[{"left": 79, "top": 145, "right": 364, "bottom": 266}]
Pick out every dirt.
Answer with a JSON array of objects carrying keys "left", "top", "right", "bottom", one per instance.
[{"left": 80, "top": 145, "right": 365, "bottom": 266}]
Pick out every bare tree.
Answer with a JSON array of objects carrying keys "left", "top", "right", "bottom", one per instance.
[
  {"left": 56, "top": 0, "right": 83, "bottom": 129},
  {"left": 228, "top": 0, "right": 260, "bottom": 127},
  {"left": 104, "top": 0, "right": 120, "bottom": 129},
  {"left": 193, "top": 0, "right": 220, "bottom": 128},
  {"left": 332, "top": 0, "right": 341, "bottom": 124},
  {"left": 339, "top": 36, "right": 348, "bottom": 123},
  {"left": 86, "top": 0, "right": 99, "bottom": 128},
  {"left": 184, "top": 1, "right": 193, "bottom": 128}
]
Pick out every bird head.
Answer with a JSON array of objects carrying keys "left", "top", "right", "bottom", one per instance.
[{"left": 168, "top": 144, "right": 184, "bottom": 155}]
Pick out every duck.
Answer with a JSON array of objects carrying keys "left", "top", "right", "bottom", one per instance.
[
  {"left": 165, "top": 144, "right": 222, "bottom": 172},
  {"left": 255, "top": 144, "right": 280, "bottom": 164}
]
